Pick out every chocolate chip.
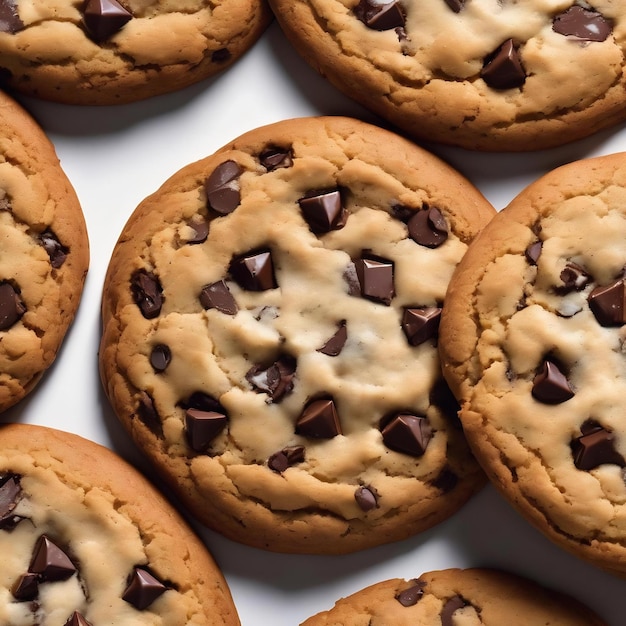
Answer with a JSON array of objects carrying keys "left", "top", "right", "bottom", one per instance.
[
  {"left": 296, "top": 398, "right": 342, "bottom": 438},
  {"left": 558, "top": 262, "right": 590, "bottom": 293},
  {"left": 532, "top": 360, "right": 574, "bottom": 404},
  {"left": 525, "top": 241, "right": 542, "bottom": 265},
  {"left": 355, "top": 254, "right": 395, "bottom": 305},
  {"left": 0, "top": 473, "right": 22, "bottom": 528},
  {"left": 149, "top": 344, "right": 171, "bottom": 372},
  {"left": 137, "top": 391, "right": 163, "bottom": 436},
  {"left": 571, "top": 421, "right": 625, "bottom": 471},
  {"left": 82, "top": 0, "right": 132, "bottom": 42},
  {"left": 298, "top": 189, "right": 348, "bottom": 234},
  {"left": 317, "top": 321, "right": 347, "bottom": 356},
  {"left": 260, "top": 147, "right": 293, "bottom": 171},
  {"left": 402, "top": 306, "right": 442, "bottom": 346},
  {"left": 38, "top": 230, "right": 69, "bottom": 268},
  {"left": 430, "top": 467, "right": 459, "bottom": 492},
  {"left": 12, "top": 572, "right": 38, "bottom": 601},
  {"left": 183, "top": 391, "right": 223, "bottom": 412},
  {"left": 122, "top": 567, "right": 167, "bottom": 610},
  {"left": 29, "top": 535, "right": 76, "bottom": 582},
  {"left": 199, "top": 280, "right": 238, "bottom": 315},
  {"left": 395, "top": 580, "right": 426, "bottom": 607},
  {"left": 444, "top": 0, "right": 465, "bottom": 12},
  {"left": 185, "top": 217, "right": 208, "bottom": 245},
  {"left": 246, "top": 355, "right": 296, "bottom": 402},
  {"left": 185, "top": 408, "right": 228, "bottom": 452},
  {"left": 381, "top": 413, "right": 432, "bottom": 457},
  {"left": 588, "top": 278, "right": 626, "bottom": 326},
  {"left": 407, "top": 207, "right": 448, "bottom": 248},
  {"left": 0, "top": 281, "right": 25, "bottom": 331},
  {"left": 211, "top": 47, "right": 231, "bottom": 63},
  {"left": 268, "top": 446, "right": 305, "bottom": 473},
  {"left": 354, "top": 0, "right": 405, "bottom": 30},
  {"left": 205, "top": 160, "right": 243, "bottom": 215},
  {"left": 64, "top": 612, "right": 93, "bottom": 626},
  {"left": 230, "top": 249, "right": 277, "bottom": 291},
  {"left": 354, "top": 485, "right": 379, "bottom": 511},
  {"left": 441, "top": 595, "right": 467, "bottom": 626},
  {"left": 0, "top": 0, "right": 23, "bottom": 33},
  {"left": 130, "top": 270, "right": 163, "bottom": 319},
  {"left": 481, "top": 39, "right": 526, "bottom": 90},
  {"left": 553, "top": 5, "right": 612, "bottom": 42}
]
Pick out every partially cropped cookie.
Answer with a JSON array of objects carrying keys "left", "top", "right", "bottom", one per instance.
[
  {"left": 99, "top": 116, "right": 494, "bottom": 553},
  {"left": 300, "top": 568, "right": 607, "bottom": 625},
  {"left": 0, "top": 423, "right": 239, "bottom": 625},
  {"left": 0, "top": 0, "right": 271, "bottom": 104},
  {"left": 0, "top": 92, "right": 88, "bottom": 412},
  {"left": 269, "top": 0, "right": 626, "bottom": 151},
  {"left": 440, "top": 153, "right": 626, "bottom": 576}
]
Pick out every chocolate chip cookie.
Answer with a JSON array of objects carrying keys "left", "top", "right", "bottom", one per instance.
[
  {"left": 0, "top": 423, "right": 239, "bottom": 625},
  {"left": 99, "top": 116, "right": 494, "bottom": 553},
  {"left": 0, "top": 0, "right": 271, "bottom": 104},
  {"left": 439, "top": 152, "right": 626, "bottom": 575},
  {"left": 0, "top": 91, "right": 88, "bottom": 413},
  {"left": 269, "top": 0, "right": 626, "bottom": 151},
  {"left": 300, "top": 568, "right": 607, "bottom": 625}
]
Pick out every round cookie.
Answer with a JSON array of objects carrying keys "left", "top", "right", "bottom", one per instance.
[
  {"left": 269, "top": 0, "right": 626, "bottom": 151},
  {"left": 300, "top": 568, "right": 607, "bottom": 625},
  {"left": 439, "top": 152, "right": 626, "bottom": 576},
  {"left": 0, "top": 0, "right": 272, "bottom": 105},
  {"left": 0, "top": 91, "right": 88, "bottom": 413},
  {"left": 0, "top": 423, "right": 239, "bottom": 625},
  {"left": 99, "top": 116, "right": 494, "bottom": 554}
]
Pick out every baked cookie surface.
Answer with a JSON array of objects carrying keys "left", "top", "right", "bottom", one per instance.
[
  {"left": 99, "top": 116, "right": 494, "bottom": 554},
  {"left": 269, "top": 0, "right": 626, "bottom": 151},
  {"left": 300, "top": 568, "right": 607, "bottom": 625},
  {"left": 439, "top": 152, "right": 626, "bottom": 575},
  {"left": 0, "top": 91, "right": 88, "bottom": 413},
  {"left": 0, "top": 423, "right": 239, "bottom": 626},
  {"left": 0, "top": 0, "right": 272, "bottom": 104}
]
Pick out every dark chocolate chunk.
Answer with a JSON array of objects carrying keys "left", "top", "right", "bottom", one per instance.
[
  {"left": 29, "top": 535, "right": 76, "bottom": 582},
  {"left": 481, "top": 39, "right": 526, "bottom": 89},
  {"left": 211, "top": 47, "right": 231, "bottom": 63},
  {"left": 355, "top": 254, "right": 395, "bottom": 305},
  {"left": 553, "top": 5, "right": 612, "bottom": 42},
  {"left": 444, "top": 0, "right": 465, "bottom": 12},
  {"left": 298, "top": 189, "right": 348, "bottom": 234},
  {"left": 82, "top": 0, "right": 132, "bottom": 42},
  {"left": 381, "top": 413, "right": 432, "bottom": 457},
  {"left": 317, "top": 321, "right": 347, "bottom": 356},
  {"left": 64, "top": 612, "right": 93, "bottom": 626},
  {"left": 230, "top": 249, "right": 277, "bottom": 291},
  {"left": 39, "top": 230, "right": 68, "bottom": 268},
  {"left": 185, "top": 408, "right": 228, "bottom": 452},
  {"left": 402, "top": 306, "right": 442, "bottom": 346},
  {"left": 571, "top": 421, "right": 625, "bottom": 471},
  {"left": 588, "top": 278, "right": 626, "bottom": 326},
  {"left": 532, "top": 360, "right": 574, "bottom": 404},
  {"left": 0, "top": 473, "right": 22, "bottom": 527},
  {"left": 525, "top": 240, "right": 543, "bottom": 265},
  {"left": 296, "top": 398, "right": 342, "bottom": 438},
  {"left": 0, "top": 281, "right": 25, "bottom": 331},
  {"left": 260, "top": 147, "right": 293, "bottom": 171},
  {"left": 185, "top": 217, "right": 208, "bottom": 245},
  {"left": 122, "top": 567, "right": 167, "bottom": 610},
  {"left": 407, "top": 207, "right": 448, "bottom": 248},
  {"left": 558, "top": 262, "right": 590, "bottom": 293},
  {"left": 441, "top": 595, "right": 467, "bottom": 626},
  {"left": 130, "top": 270, "right": 163, "bottom": 319},
  {"left": 12, "top": 572, "right": 39, "bottom": 601},
  {"left": 395, "top": 580, "right": 426, "bottom": 607},
  {"left": 137, "top": 391, "right": 163, "bottom": 436},
  {"left": 430, "top": 467, "right": 459, "bottom": 492},
  {"left": 268, "top": 445, "right": 305, "bottom": 473},
  {"left": 0, "top": 0, "right": 23, "bottom": 33},
  {"left": 246, "top": 355, "right": 296, "bottom": 402},
  {"left": 354, "top": 485, "right": 379, "bottom": 511},
  {"left": 199, "top": 280, "right": 238, "bottom": 315},
  {"left": 183, "top": 391, "right": 223, "bottom": 412},
  {"left": 354, "top": 0, "right": 405, "bottom": 30},
  {"left": 149, "top": 344, "right": 171, "bottom": 373},
  {"left": 205, "top": 160, "right": 243, "bottom": 215}
]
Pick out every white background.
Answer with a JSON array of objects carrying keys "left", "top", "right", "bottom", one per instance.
[{"left": 5, "top": 20, "right": 626, "bottom": 625}]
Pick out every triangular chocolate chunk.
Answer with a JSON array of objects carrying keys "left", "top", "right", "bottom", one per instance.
[
  {"left": 64, "top": 612, "right": 93, "bottom": 626},
  {"left": 317, "top": 321, "right": 348, "bottom": 356},
  {"left": 381, "top": 413, "right": 431, "bottom": 457},
  {"left": 402, "top": 306, "right": 441, "bottom": 346},
  {"left": 230, "top": 249, "right": 277, "bottom": 291},
  {"left": 531, "top": 360, "right": 574, "bottom": 404},
  {"left": 298, "top": 189, "right": 347, "bottom": 234},
  {"left": 29, "top": 535, "right": 76, "bottom": 582},
  {"left": 205, "top": 160, "right": 243, "bottom": 215},
  {"left": 0, "top": 473, "right": 21, "bottom": 525},
  {"left": 355, "top": 254, "right": 395, "bottom": 305},
  {"left": 11, "top": 572, "right": 38, "bottom": 601},
  {"left": 82, "top": 0, "right": 132, "bottom": 42},
  {"left": 296, "top": 398, "right": 342, "bottom": 438},
  {"left": 571, "top": 421, "right": 625, "bottom": 471},
  {"left": 481, "top": 39, "right": 526, "bottom": 89},
  {"left": 199, "top": 280, "right": 238, "bottom": 315},
  {"left": 185, "top": 408, "right": 228, "bottom": 452},
  {"left": 122, "top": 567, "right": 167, "bottom": 610},
  {"left": 588, "top": 278, "right": 626, "bottom": 326}
]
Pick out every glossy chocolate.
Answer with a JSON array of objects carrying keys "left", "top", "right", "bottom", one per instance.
[
  {"left": 395, "top": 580, "right": 425, "bottom": 607},
  {"left": 39, "top": 230, "right": 69, "bottom": 268},
  {"left": 137, "top": 391, "right": 163, "bottom": 436},
  {"left": 260, "top": 147, "right": 293, "bottom": 171},
  {"left": 440, "top": 595, "right": 467, "bottom": 626},
  {"left": 317, "top": 321, "right": 348, "bottom": 356},
  {"left": 230, "top": 249, "right": 277, "bottom": 291},
  {"left": 558, "top": 262, "right": 590, "bottom": 293},
  {"left": 525, "top": 240, "right": 542, "bottom": 265},
  {"left": 268, "top": 445, "right": 305, "bottom": 473},
  {"left": 298, "top": 189, "right": 348, "bottom": 234},
  {"left": 381, "top": 413, "right": 431, "bottom": 457},
  {"left": 354, "top": 485, "right": 379, "bottom": 511},
  {"left": 402, "top": 306, "right": 442, "bottom": 346},
  {"left": 29, "top": 535, "right": 76, "bottom": 582},
  {"left": 553, "top": 6, "right": 612, "bottom": 42},
  {"left": 199, "top": 279, "right": 238, "bottom": 315},
  {"left": 64, "top": 612, "right": 93, "bottom": 626},
  {"left": 407, "top": 207, "right": 448, "bottom": 248},
  {"left": 355, "top": 254, "right": 395, "bottom": 305},
  {"left": 246, "top": 355, "right": 296, "bottom": 402},
  {"left": 185, "top": 408, "right": 228, "bottom": 452},
  {"left": 571, "top": 420, "right": 625, "bottom": 471},
  {"left": 588, "top": 278, "right": 626, "bottom": 326},
  {"left": 149, "top": 344, "right": 172, "bottom": 372},
  {"left": 354, "top": 0, "right": 405, "bottom": 30},
  {"left": 0, "top": 0, "right": 23, "bottom": 33},
  {"left": 130, "top": 270, "right": 163, "bottom": 319},
  {"left": 296, "top": 398, "right": 342, "bottom": 438},
  {"left": 0, "top": 281, "right": 25, "bottom": 331},
  {"left": 205, "top": 160, "right": 243, "bottom": 215},
  {"left": 481, "top": 39, "right": 526, "bottom": 89},
  {"left": 122, "top": 567, "right": 167, "bottom": 610},
  {"left": 82, "top": 0, "right": 132, "bottom": 42},
  {"left": 532, "top": 360, "right": 574, "bottom": 404}
]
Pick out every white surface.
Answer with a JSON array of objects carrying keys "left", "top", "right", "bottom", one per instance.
[{"left": 6, "top": 21, "right": 626, "bottom": 625}]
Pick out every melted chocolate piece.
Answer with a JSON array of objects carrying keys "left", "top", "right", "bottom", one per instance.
[
  {"left": 185, "top": 408, "right": 228, "bottom": 452},
  {"left": 82, "top": 0, "right": 132, "bottom": 42},
  {"left": 355, "top": 254, "right": 395, "bottom": 305},
  {"left": 205, "top": 160, "right": 243, "bottom": 215},
  {"left": 246, "top": 355, "right": 296, "bottom": 402},
  {"left": 0, "top": 473, "right": 22, "bottom": 528},
  {"left": 317, "top": 321, "right": 347, "bottom": 356},
  {"left": 444, "top": 0, "right": 465, "bottom": 12},
  {"left": 525, "top": 240, "right": 542, "bottom": 265},
  {"left": 64, "top": 612, "right": 93, "bottom": 626},
  {"left": 296, "top": 398, "right": 342, "bottom": 438},
  {"left": 0, "top": 0, "right": 23, "bottom": 33},
  {"left": 268, "top": 445, "right": 305, "bottom": 473},
  {"left": 183, "top": 391, "right": 223, "bottom": 412},
  {"left": 149, "top": 344, "right": 171, "bottom": 372},
  {"left": 571, "top": 421, "right": 625, "bottom": 471},
  {"left": 137, "top": 391, "right": 163, "bottom": 436},
  {"left": 481, "top": 39, "right": 526, "bottom": 89},
  {"left": 298, "top": 189, "right": 348, "bottom": 234},
  {"left": 553, "top": 6, "right": 612, "bottom": 42},
  {"left": 558, "top": 262, "right": 590, "bottom": 293},
  {"left": 430, "top": 467, "right": 459, "bottom": 492},
  {"left": 211, "top": 47, "right": 231, "bottom": 63},
  {"left": 186, "top": 217, "right": 208, "bottom": 244},
  {"left": 354, "top": 0, "right": 406, "bottom": 30},
  {"left": 588, "top": 278, "right": 626, "bottom": 326},
  {"left": 395, "top": 580, "right": 426, "bottom": 607},
  {"left": 0, "top": 281, "right": 25, "bottom": 331},
  {"left": 130, "top": 270, "right": 163, "bottom": 319},
  {"left": 12, "top": 572, "right": 38, "bottom": 601},
  {"left": 532, "top": 360, "right": 574, "bottom": 404},
  {"left": 402, "top": 306, "right": 442, "bottom": 346},
  {"left": 407, "top": 207, "right": 448, "bottom": 248},
  {"left": 199, "top": 280, "right": 238, "bottom": 315},
  {"left": 230, "top": 249, "right": 277, "bottom": 291},
  {"left": 441, "top": 595, "right": 467, "bottom": 626},
  {"left": 381, "top": 413, "right": 432, "bottom": 457},
  {"left": 354, "top": 485, "right": 379, "bottom": 511},
  {"left": 39, "top": 230, "right": 69, "bottom": 268},
  {"left": 122, "top": 567, "right": 167, "bottom": 610},
  {"left": 260, "top": 147, "right": 294, "bottom": 171},
  {"left": 29, "top": 535, "right": 76, "bottom": 582}
]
